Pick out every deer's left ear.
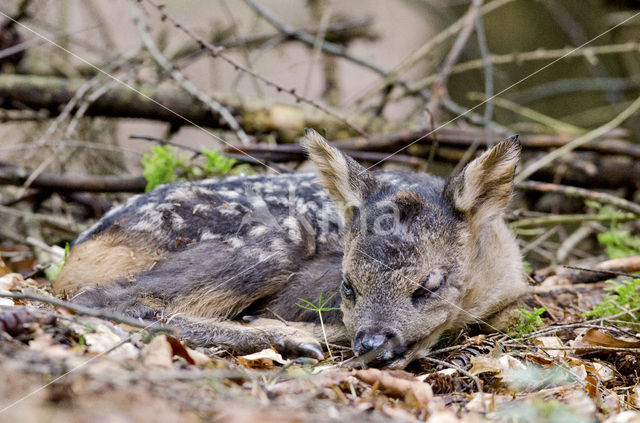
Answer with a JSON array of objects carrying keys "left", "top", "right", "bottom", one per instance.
[
  {"left": 303, "top": 129, "right": 377, "bottom": 216},
  {"left": 442, "top": 135, "right": 521, "bottom": 228}
]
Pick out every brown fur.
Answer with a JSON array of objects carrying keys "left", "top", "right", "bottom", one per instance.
[{"left": 54, "top": 231, "right": 163, "bottom": 295}]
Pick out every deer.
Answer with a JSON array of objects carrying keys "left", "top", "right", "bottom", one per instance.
[{"left": 54, "top": 129, "right": 529, "bottom": 368}]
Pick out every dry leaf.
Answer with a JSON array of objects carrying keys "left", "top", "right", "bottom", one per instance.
[
  {"left": 354, "top": 368, "right": 433, "bottom": 407},
  {"left": 533, "top": 336, "right": 565, "bottom": 358},
  {"left": 0, "top": 257, "right": 11, "bottom": 277},
  {"left": 143, "top": 334, "right": 174, "bottom": 369},
  {"left": 0, "top": 273, "right": 23, "bottom": 291},
  {"left": 572, "top": 328, "right": 640, "bottom": 356},
  {"left": 185, "top": 347, "right": 211, "bottom": 366},
  {"left": 238, "top": 348, "right": 288, "bottom": 369}
]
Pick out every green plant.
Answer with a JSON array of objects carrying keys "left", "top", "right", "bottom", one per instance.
[
  {"left": 512, "top": 307, "right": 546, "bottom": 337},
  {"left": 296, "top": 292, "right": 340, "bottom": 359},
  {"left": 141, "top": 145, "right": 186, "bottom": 191},
  {"left": 588, "top": 201, "right": 640, "bottom": 259},
  {"left": 45, "top": 242, "right": 70, "bottom": 280},
  {"left": 141, "top": 145, "right": 252, "bottom": 191},
  {"left": 598, "top": 230, "right": 640, "bottom": 260},
  {"left": 583, "top": 278, "right": 640, "bottom": 323}
]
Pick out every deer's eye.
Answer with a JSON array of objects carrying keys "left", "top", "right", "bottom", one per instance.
[
  {"left": 412, "top": 270, "right": 446, "bottom": 305},
  {"left": 341, "top": 276, "right": 356, "bottom": 302}
]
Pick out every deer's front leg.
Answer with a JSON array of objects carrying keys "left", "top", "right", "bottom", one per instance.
[{"left": 173, "top": 316, "right": 344, "bottom": 359}]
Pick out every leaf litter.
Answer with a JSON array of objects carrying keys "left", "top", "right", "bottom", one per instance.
[{"left": 0, "top": 254, "right": 640, "bottom": 422}]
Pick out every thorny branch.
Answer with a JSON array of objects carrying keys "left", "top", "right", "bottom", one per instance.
[{"left": 139, "top": 0, "right": 368, "bottom": 137}]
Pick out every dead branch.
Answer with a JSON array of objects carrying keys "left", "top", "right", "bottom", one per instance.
[
  {"left": 131, "top": 1, "right": 251, "bottom": 146},
  {"left": 536, "top": 254, "right": 640, "bottom": 285},
  {"left": 140, "top": 0, "right": 368, "bottom": 137},
  {"left": 0, "top": 74, "right": 384, "bottom": 140},
  {"left": 0, "top": 163, "right": 146, "bottom": 192},
  {"left": 516, "top": 181, "right": 640, "bottom": 214},
  {"left": 172, "top": 17, "right": 378, "bottom": 60},
  {"left": 227, "top": 144, "right": 426, "bottom": 167},
  {"left": 426, "top": 0, "right": 481, "bottom": 120},
  {"left": 0, "top": 291, "right": 175, "bottom": 332}
]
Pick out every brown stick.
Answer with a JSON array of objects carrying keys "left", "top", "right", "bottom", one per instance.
[
  {"left": 0, "top": 292, "right": 175, "bottom": 332},
  {"left": 536, "top": 254, "right": 640, "bottom": 285},
  {"left": 0, "top": 74, "right": 380, "bottom": 141},
  {"left": 426, "top": 0, "right": 481, "bottom": 120},
  {"left": 0, "top": 164, "right": 147, "bottom": 192},
  {"left": 516, "top": 181, "right": 640, "bottom": 214},
  {"left": 227, "top": 144, "right": 426, "bottom": 167}
]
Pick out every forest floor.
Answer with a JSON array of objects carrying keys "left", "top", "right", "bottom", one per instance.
[{"left": 1, "top": 257, "right": 639, "bottom": 423}]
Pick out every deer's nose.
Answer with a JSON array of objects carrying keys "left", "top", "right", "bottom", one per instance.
[{"left": 353, "top": 329, "right": 397, "bottom": 356}]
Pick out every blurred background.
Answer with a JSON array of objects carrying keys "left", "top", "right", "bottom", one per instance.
[{"left": 0, "top": 0, "right": 639, "bottom": 270}]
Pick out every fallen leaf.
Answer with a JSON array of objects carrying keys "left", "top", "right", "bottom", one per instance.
[
  {"left": 143, "top": 334, "right": 174, "bottom": 369},
  {"left": 0, "top": 273, "right": 22, "bottom": 291},
  {"left": 238, "top": 348, "right": 288, "bottom": 369},
  {"left": 185, "top": 347, "right": 211, "bottom": 366},
  {"left": 354, "top": 368, "right": 433, "bottom": 407},
  {"left": 0, "top": 257, "right": 11, "bottom": 277},
  {"left": 571, "top": 328, "right": 640, "bottom": 356},
  {"left": 533, "top": 336, "right": 565, "bottom": 358}
]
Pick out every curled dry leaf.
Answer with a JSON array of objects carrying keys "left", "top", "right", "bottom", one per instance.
[
  {"left": 571, "top": 328, "right": 640, "bottom": 356},
  {"left": 354, "top": 368, "right": 433, "bottom": 407},
  {"left": 238, "top": 347, "right": 289, "bottom": 369}
]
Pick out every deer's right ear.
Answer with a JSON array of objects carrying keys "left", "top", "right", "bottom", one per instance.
[{"left": 303, "top": 129, "right": 376, "bottom": 217}]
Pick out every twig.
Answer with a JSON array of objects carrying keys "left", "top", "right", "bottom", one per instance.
[
  {"left": 131, "top": 1, "right": 251, "bottom": 146},
  {"left": 475, "top": 6, "right": 494, "bottom": 145},
  {"left": 516, "top": 181, "right": 640, "bottom": 214},
  {"left": 302, "top": 0, "right": 334, "bottom": 98},
  {"left": 0, "top": 292, "right": 175, "bottom": 332},
  {"left": 511, "top": 213, "right": 638, "bottom": 229},
  {"left": 414, "top": 41, "right": 640, "bottom": 90},
  {"left": 129, "top": 135, "right": 291, "bottom": 173},
  {"left": 141, "top": 0, "right": 367, "bottom": 137},
  {"left": 243, "top": 0, "right": 494, "bottom": 128},
  {"left": 426, "top": 0, "right": 481, "bottom": 120},
  {"left": 516, "top": 93, "right": 640, "bottom": 182},
  {"left": 468, "top": 93, "right": 585, "bottom": 135},
  {"left": 0, "top": 164, "right": 147, "bottom": 192},
  {"left": 562, "top": 265, "right": 639, "bottom": 279}
]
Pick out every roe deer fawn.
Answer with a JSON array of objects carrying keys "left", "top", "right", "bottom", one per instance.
[{"left": 55, "top": 129, "right": 528, "bottom": 368}]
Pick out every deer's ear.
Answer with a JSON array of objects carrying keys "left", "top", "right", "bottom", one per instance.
[
  {"left": 303, "top": 129, "right": 376, "bottom": 216},
  {"left": 442, "top": 136, "right": 521, "bottom": 228}
]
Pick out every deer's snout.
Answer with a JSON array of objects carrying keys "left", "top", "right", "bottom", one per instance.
[{"left": 353, "top": 328, "right": 401, "bottom": 358}]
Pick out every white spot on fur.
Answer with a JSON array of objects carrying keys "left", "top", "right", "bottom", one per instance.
[
  {"left": 228, "top": 237, "right": 244, "bottom": 249},
  {"left": 249, "top": 225, "right": 270, "bottom": 237},
  {"left": 193, "top": 204, "right": 212, "bottom": 214}
]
